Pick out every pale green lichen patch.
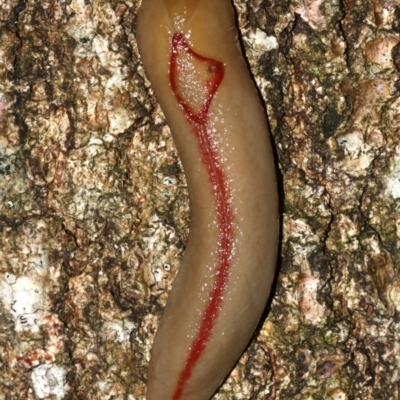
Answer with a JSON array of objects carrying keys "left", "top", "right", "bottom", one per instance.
[
  {"left": 0, "top": 219, "right": 70, "bottom": 396},
  {"left": 31, "top": 363, "right": 67, "bottom": 399},
  {"left": 384, "top": 147, "right": 400, "bottom": 199}
]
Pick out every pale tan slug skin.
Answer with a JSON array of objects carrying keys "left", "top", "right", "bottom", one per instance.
[{"left": 137, "top": 0, "right": 279, "bottom": 399}]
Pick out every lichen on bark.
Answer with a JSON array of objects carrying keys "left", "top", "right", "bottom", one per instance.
[{"left": 0, "top": 0, "right": 399, "bottom": 399}]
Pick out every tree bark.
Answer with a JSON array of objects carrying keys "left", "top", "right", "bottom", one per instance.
[{"left": 0, "top": 0, "right": 399, "bottom": 399}]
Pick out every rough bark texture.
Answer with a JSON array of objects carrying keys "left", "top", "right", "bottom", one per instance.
[{"left": 0, "top": 0, "right": 399, "bottom": 399}]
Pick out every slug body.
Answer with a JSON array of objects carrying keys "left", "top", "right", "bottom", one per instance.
[{"left": 137, "top": 1, "right": 279, "bottom": 399}]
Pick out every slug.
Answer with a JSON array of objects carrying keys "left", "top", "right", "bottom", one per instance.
[{"left": 136, "top": 0, "right": 279, "bottom": 399}]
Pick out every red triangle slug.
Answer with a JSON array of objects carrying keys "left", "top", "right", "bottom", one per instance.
[{"left": 137, "top": 1, "right": 279, "bottom": 398}]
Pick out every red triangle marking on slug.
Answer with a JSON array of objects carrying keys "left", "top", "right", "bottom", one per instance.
[{"left": 169, "top": 32, "right": 235, "bottom": 400}]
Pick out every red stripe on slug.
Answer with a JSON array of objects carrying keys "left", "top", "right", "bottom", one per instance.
[{"left": 170, "top": 32, "right": 235, "bottom": 400}]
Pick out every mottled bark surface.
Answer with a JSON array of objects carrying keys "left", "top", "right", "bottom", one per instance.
[{"left": 0, "top": 0, "right": 399, "bottom": 399}]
